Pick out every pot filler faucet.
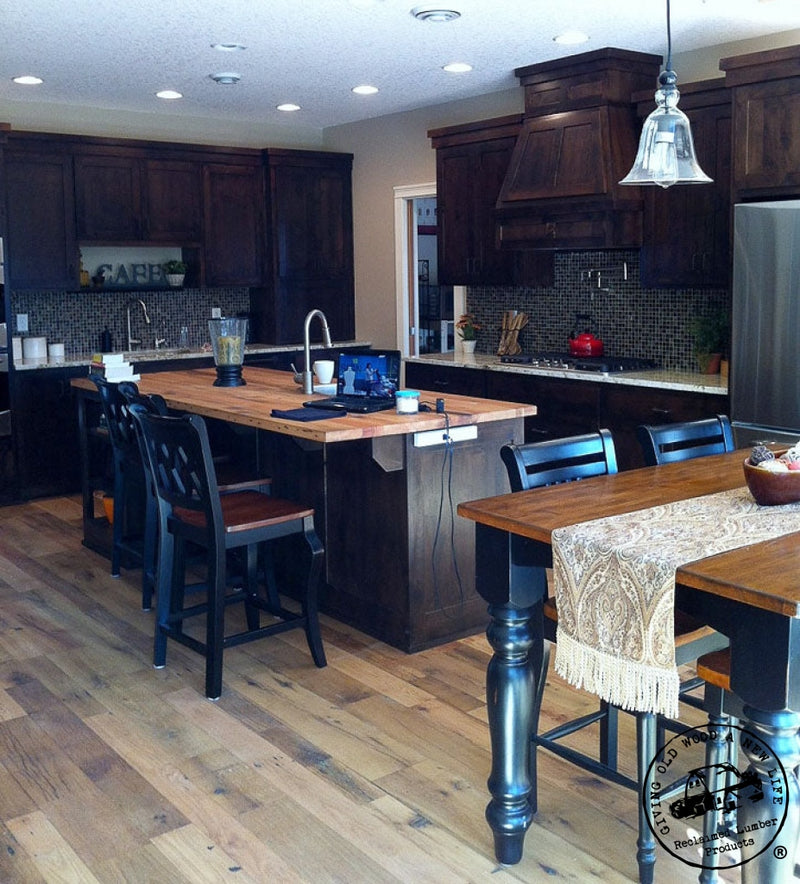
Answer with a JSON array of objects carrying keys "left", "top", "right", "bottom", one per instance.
[
  {"left": 302, "top": 308, "right": 332, "bottom": 394},
  {"left": 127, "top": 299, "right": 151, "bottom": 350}
]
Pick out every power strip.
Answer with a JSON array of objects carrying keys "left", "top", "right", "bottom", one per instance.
[{"left": 413, "top": 425, "right": 477, "bottom": 448}]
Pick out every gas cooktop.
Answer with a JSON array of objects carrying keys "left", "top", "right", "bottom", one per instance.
[{"left": 499, "top": 352, "right": 658, "bottom": 373}]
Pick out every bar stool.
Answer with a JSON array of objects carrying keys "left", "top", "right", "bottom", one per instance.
[
  {"left": 130, "top": 406, "right": 326, "bottom": 700},
  {"left": 637, "top": 415, "right": 734, "bottom": 466},
  {"left": 501, "top": 431, "right": 729, "bottom": 884}
]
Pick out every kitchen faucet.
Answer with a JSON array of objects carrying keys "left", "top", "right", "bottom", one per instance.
[
  {"left": 126, "top": 299, "right": 151, "bottom": 350},
  {"left": 302, "top": 309, "right": 332, "bottom": 394}
]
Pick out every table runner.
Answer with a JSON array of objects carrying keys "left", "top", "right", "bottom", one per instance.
[{"left": 552, "top": 487, "right": 800, "bottom": 717}]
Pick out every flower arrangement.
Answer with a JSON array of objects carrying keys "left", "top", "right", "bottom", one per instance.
[{"left": 456, "top": 313, "right": 480, "bottom": 341}]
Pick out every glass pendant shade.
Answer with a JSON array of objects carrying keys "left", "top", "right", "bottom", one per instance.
[{"left": 620, "top": 69, "right": 712, "bottom": 188}]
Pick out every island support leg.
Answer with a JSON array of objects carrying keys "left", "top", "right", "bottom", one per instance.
[
  {"left": 485, "top": 601, "right": 537, "bottom": 865},
  {"left": 739, "top": 707, "right": 800, "bottom": 884}
]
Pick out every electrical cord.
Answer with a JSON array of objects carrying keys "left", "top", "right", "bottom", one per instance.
[{"left": 430, "top": 410, "right": 465, "bottom": 615}]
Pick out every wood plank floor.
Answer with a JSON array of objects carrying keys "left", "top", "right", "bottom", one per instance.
[{"left": 0, "top": 495, "right": 739, "bottom": 883}]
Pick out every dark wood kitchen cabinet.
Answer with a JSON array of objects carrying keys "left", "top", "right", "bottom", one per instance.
[
  {"left": 638, "top": 80, "right": 732, "bottom": 289},
  {"left": 202, "top": 162, "right": 265, "bottom": 287},
  {"left": 13, "top": 367, "right": 85, "bottom": 499},
  {"left": 4, "top": 150, "right": 78, "bottom": 289},
  {"left": 252, "top": 149, "right": 354, "bottom": 344},
  {"left": 430, "top": 116, "right": 521, "bottom": 286},
  {"left": 74, "top": 154, "right": 143, "bottom": 241},
  {"left": 144, "top": 159, "right": 202, "bottom": 242},
  {"left": 404, "top": 361, "right": 487, "bottom": 399}
]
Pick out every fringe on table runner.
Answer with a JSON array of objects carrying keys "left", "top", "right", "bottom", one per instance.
[{"left": 554, "top": 628, "right": 680, "bottom": 719}]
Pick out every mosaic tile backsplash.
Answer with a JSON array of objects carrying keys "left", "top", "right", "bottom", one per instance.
[
  {"left": 9, "top": 287, "right": 251, "bottom": 356},
  {"left": 467, "top": 250, "right": 730, "bottom": 372}
]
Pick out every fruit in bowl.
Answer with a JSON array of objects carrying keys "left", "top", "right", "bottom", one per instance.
[{"left": 743, "top": 444, "right": 800, "bottom": 505}]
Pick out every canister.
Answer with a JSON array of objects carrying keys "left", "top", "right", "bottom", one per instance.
[{"left": 396, "top": 389, "right": 420, "bottom": 414}]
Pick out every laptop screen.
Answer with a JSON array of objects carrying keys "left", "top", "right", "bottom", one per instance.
[{"left": 336, "top": 350, "right": 400, "bottom": 400}]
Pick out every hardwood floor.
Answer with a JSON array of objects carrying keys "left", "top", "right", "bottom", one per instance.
[{"left": 0, "top": 496, "right": 738, "bottom": 883}]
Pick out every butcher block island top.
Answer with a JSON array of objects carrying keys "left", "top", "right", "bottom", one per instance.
[
  {"left": 73, "top": 366, "right": 534, "bottom": 651},
  {"left": 73, "top": 365, "right": 533, "bottom": 441}
]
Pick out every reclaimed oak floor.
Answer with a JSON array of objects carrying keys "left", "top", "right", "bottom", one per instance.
[{"left": 0, "top": 495, "right": 737, "bottom": 883}]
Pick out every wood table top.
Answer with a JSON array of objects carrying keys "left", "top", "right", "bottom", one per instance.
[
  {"left": 458, "top": 449, "right": 800, "bottom": 617},
  {"left": 73, "top": 366, "right": 535, "bottom": 444}
]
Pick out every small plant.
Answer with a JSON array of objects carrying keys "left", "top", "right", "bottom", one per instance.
[
  {"left": 689, "top": 307, "right": 729, "bottom": 356},
  {"left": 456, "top": 313, "right": 481, "bottom": 341},
  {"left": 163, "top": 259, "right": 187, "bottom": 275}
]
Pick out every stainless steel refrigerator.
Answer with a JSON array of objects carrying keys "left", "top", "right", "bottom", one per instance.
[{"left": 731, "top": 200, "right": 800, "bottom": 447}]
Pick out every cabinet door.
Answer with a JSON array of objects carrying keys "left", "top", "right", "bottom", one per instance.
[
  {"left": 144, "top": 159, "right": 202, "bottom": 242},
  {"left": 270, "top": 276, "right": 354, "bottom": 346},
  {"left": 5, "top": 153, "right": 77, "bottom": 288},
  {"left": 271, "top": 164, "right": 352, "bottom": 276},
  {"left": 640, "top": 100, "right": 732, "bottom": 288},
  {"left": 75, "top": 154, "right": 143, "bottom": 240},
  {"left": 404, "top": 362, "right": 487, "bottom": 399},
  {"left": 203, "top": 163, "right": 264, "bottom": 286},
  {"left": 13, "top": 369, "right": 82, "bottom": 498},
  {"left": 732, "top": 78, "right": 800, "bottom": 198}
]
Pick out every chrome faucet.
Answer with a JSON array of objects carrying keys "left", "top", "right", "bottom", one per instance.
[
  {"left": 302, "top": 309, "right": 332, "bottom": 394},
  {"left": 126, "top": 299, "right": 151, "bottom": 350}
]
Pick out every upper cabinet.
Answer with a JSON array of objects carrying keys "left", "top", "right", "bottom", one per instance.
[
  {"left": 202, "top": 162, "right": 265, "bottom": 287},
  {"left": 495, "top": 48, "right": 661, "bottom": 250},
  {"left": 721, "top": 45, "right": 800, "bottom": 201},
  {"left": 5, "top": 145, "right": 78, "bottom": 289},
  {"left": 74, "top": 154, "right": 143, "bottom": 241},
  {"left": 638, "top": 80, "right": 732, "bottom": 289},
  {"left": 252, "top": 149, "right": 354, "bottom": 344},
  {"left": 144, "top": 159, "right": 203, "bottom": 242}
]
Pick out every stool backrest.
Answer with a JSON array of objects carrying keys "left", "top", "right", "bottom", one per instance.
[
  {"left": 129, "top": 407, "right": 222, "bottom": 540},
  {"left": 92, "top": 376, "right": 140, "bottom": 462},
  {"left": 637, "top": 415, "right": 734, "bottom": 466},
  {"left": 501, "top": 429, "right": 618, "bottom": 492}
]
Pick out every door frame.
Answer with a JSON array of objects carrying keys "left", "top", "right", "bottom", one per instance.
[{"left": 393, "top": 182, "right": 465, "bottom": 357}]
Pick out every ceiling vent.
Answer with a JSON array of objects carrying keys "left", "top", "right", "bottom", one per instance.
[
  {"left": 210, "top": 72, "right": 241, "bottom": 85},
  {"left": 410, "top": 6, "right": 460, "bottom": 23}
]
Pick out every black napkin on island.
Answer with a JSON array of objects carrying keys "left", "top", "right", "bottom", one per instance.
[{"left": 271, "top": 407, "right": 347, "bottom": 422}]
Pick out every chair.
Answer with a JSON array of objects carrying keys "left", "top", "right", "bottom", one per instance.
[
  {"left": 130, "top": 406, "right": 326, "bottom": 700},
  {"left": 500, "top": 431, "right": 728, "bottom": 884},
  {"left": 637, "top": 414, "right": 734, "bottom": 466},
  {"left": 92, "top": 377, "right": 158, "bottom": 607}
]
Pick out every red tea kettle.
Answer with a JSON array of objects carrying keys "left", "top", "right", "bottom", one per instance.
[{"left": 569, "top": 313, "right": 604, "bottom": 356}]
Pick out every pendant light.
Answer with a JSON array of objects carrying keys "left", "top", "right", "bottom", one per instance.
[{"left": 619, "top": 0, "right": 711, "bottom": 188}]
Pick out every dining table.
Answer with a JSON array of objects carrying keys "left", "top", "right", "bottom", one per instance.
[{"left": 458, "top": 449, "right": 800, "bottom": 883}]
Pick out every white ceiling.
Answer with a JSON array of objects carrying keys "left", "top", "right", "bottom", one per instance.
[{"left": 1, "top": 0, "right": 799, "bottom": 141}]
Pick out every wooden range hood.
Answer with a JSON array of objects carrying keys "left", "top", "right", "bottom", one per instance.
[{"left": 495, "top": 48, "right": 661, "bottom": 251}]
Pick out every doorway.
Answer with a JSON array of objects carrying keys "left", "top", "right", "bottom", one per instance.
[{"left": 393, "top": 184, "right": 462, "bottom": 357}]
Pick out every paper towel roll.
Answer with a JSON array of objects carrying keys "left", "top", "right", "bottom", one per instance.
[
  {"left": 23, "top": 336, "right": 48, "bottom": 362},
  {"left": 48, "top": 343, "right": 65, "bottom": 362}
]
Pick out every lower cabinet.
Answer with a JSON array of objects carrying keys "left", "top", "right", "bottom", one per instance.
[{"left": 406, "top": 362, "right": 730, "bottom": 471}]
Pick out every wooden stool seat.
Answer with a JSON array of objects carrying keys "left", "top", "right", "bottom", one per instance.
[
  {"left": 697, "top": 649, "right": 731, "bottom": 691},
  {"left": 176, "top": 492, "right": 313, "bottom": 533}
]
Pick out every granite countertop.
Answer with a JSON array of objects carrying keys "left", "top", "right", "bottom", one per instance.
[
  {"left": 13, "top": 340, "right": 372, "bottom": 372},
  {"left": 406, "top": 353, "right": 729, "bottom": 396}
]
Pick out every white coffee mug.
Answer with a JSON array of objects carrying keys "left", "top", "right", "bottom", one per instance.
[{"left": 313, "top": 359, "right": 335, "bottom": 385}]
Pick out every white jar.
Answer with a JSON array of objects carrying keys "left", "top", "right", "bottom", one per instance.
[{"left": 396, "top": 389, "right": 420, "bottom": 414}]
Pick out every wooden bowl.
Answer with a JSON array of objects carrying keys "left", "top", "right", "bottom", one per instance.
[{"left": 743, "top": 455, "right": 800, "bottom": 506}]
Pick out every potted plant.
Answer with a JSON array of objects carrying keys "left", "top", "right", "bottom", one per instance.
[
  {"left": 456, "top": 313, "right": 480, "bottom": 354},
  {"left": 163, "top": 259, "right": 188, "bottom": 287},
  {"left": 689, "top": 307, "right": 729, "bottom": 374}
]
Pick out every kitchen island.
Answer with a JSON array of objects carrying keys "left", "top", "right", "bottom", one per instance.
[{"left": 73, "top": 366, "right": 533, "bottom": 651}]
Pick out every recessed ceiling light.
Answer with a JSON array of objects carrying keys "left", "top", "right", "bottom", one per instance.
[
  {"left": 12, "top": 75, "right": 43, "bottom": 86},
  {"left": 554, "top": 30, "right": 589, "bottom": 45},
  {"left": 211, "top": 42, "right": 246, "bottom": 52},
  {"left": 277, "top": 103, "right": 301, "bottom": 112},
  {"left": 156, "top": 90, "right": 183, "bottom": 100},
  {"left": 209, "top": 72, "right": 241, "bottom": 85},
  {"left": 411, "top": 5, "right": 461, "bottom": 22},
  {"left": 352, "top": 84, "right": 379, "bottom": 95},
  {"left": 443, "top": 62, "right": 472, "bottom": 73}
]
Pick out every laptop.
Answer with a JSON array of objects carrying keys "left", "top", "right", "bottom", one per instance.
[{"left": 304, "top": 349, "right": 401, "bottom": 413}]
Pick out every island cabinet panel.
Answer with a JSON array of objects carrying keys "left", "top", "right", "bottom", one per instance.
[
  {"left": 75, "top": 154, "right": 143, "bottom": 241},
  {"left": 4, "top": 151, "right": 77, "bottom": 289},
  {"left": 599, "top": 385, "right": 730, "bottom": 471},
  {"left": 202, "top": 163, "right": 265, "bottom": 286},
  {"left": 722, "top": 46, "right": 800, "bottom": 201},
  {"left": 263, "top": 420, "right": 523, "bottom": 651},
  {"left": 638, "top": 80, "right": 732, "bottom": 289}
]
